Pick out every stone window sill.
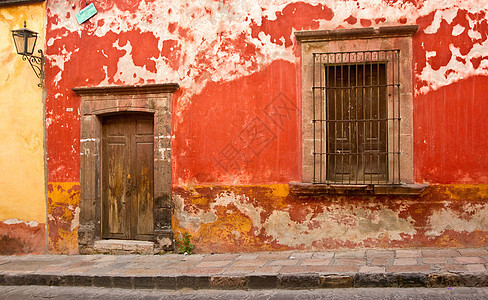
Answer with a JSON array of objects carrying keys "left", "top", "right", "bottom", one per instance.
[{"left": 289, "top": 182, "right": 428, "bottom": 197}]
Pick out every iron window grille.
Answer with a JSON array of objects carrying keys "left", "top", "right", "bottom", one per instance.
[{"left": 312, "top": 50, "right": 401, "bottom": 185}]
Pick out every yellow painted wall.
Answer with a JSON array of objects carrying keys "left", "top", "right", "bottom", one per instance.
[{"left": 0, "top": 3, "right": 46, "bottom": 223}]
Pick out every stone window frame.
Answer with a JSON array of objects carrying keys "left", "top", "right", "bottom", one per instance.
[
  {"left": 291, "top": 26, "right": 427, "bottom": 196},
  {"left": 73, "top": 83, "right": 178, "bottom": 254}
]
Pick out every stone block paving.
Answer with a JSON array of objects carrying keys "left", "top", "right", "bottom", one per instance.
[{"left": 0, "top": 248, "right": 488, "bottom": 290}]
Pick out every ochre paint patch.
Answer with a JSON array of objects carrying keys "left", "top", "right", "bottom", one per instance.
[
  {"left": 0, "top": 3, "right": 47, "bottom": 224},
  {"left": 47, "top": 182, "right": 80, "bottom": 254},
  {"left": 0, "top": 222, "right": 46, "bottom": 255},
  {"left": 173, "top": 184, "right": 488, "bottom": 253}
]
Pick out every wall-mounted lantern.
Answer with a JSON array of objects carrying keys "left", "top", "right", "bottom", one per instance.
[{"left": 11, "top": 21, "right": 44, "bottom": 87}]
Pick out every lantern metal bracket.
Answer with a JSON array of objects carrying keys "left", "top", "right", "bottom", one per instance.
[
  {"left": 11, "top": 21, "right": 45, "bottom": 88},
  {"left": 22, "top": 49, "right": 44, "bottom": 87}
]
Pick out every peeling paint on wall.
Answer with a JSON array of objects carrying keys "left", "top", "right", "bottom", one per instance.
[
  {"left": 0, "top": 220, "right": 45, "bottom": 255},
  {"left": 415, "top": 8, "right": 488, "bottom": 94},
  {"left": 44, "top": 0, "right": 488, "bottom": 253},
  {"left": 45, "top": 0, "right": 488, "bottom": 186},
  {"left": 173, "top": 184, "right": 488, "bottom": 253},
  {"left": 47, "top": 183, "right": 80, "bottom": 254}
]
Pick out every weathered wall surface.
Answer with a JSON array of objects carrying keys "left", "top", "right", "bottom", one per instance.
[
  {"left": 45, "top": 0, "right": 488, "bottom": 253},
  {"left": 47, "top": 182, "right": 79, "bottom": 254},
  {"left": 0, "top": 2, "right": 46, "bottom": 254},
  {"left": 173, "top": 184, "right": 488, "bottom": 253}
]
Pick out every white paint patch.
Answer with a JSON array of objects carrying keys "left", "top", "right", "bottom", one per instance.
[
  {"left": 418, "top": 41, "right": 488, "bottom": 95},
  {"left": 70, "top": 206, "right": 80, "bottom": 232},
  {"left": 211, "top": 191, "right": 264, "bottom": 227},
  {"left": 426, "top": 51, "right": 437, "bottom": 59},
  {"left": 424, "top": 10, "right": 443, "bottom": 34},
  {"left": 468, "top": 29, "right": 482, "bottom": 40},
  {"left": 452, "top": 24, "right": 465, "bottom": 36},
  {"left": 263, "top": 205, "right": 416, "bottom": 247},
  {"left": 80, "top": 138, "right": 97, "bottom": 143},
  {"left": 3, "top": 218, "right": 39, "bottom": 227},
  {"left": 173, "top": 190, "right": 264, "bottom": 236},
  {"left": 172, "top": 194, "right": 218, "bottom": 231},
  {"left": 426, "top": 205, "right": 488, "bottom": 236},
  {"left": 158, "top": 147, "right": 171, "bottom": 160},
  {"left": 442, "top": 7, "right": 459, "bottom": 24},
  {"left": 47, "top": 38, "right": 56, "bottom": 47}
]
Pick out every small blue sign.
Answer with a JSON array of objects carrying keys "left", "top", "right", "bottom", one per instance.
[{"left": 76, "top": 3, "right": 97, "bottom": 24}]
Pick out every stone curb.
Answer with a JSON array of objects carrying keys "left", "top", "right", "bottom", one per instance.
[{"left": 1, "top": 272, "right": 488, "bottom": 290}]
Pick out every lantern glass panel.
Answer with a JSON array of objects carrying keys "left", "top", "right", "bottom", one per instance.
[
  {"left": 12, "top": 32, "right": 25, "bottom": 54},
  {"left": 26, "top": 32, "right": 37, "bottom": 55},
  {"left": 11, "top": 28, "right": 38, "bottom": 55}
]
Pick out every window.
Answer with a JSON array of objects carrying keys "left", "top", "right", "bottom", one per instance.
[
  {"left": 293, "top": 26, "right": 426, "bottom": 195},
  {"left": 316, "top": 50, "right": 399, "bottom": 184}
]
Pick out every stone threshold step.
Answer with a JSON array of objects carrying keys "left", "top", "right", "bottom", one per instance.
[{"left": 94, "top": 240, "right": 155, "bottom": 255}]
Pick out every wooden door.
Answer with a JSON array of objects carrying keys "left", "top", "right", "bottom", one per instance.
[
  {"left": 102, "top": 113, "right": 154, "bottom": 240},
  {"left": 326, "top": 64, "right": 388, "bottom": 182}
]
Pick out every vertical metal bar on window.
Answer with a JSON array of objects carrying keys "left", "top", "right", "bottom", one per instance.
[
  {"left": 312, "top": 54, "right": 316, "bottom": 183},
  {"left": 376, "top": 52, "right": 383, "bottom": 183},
  {"left": 368, "top": 52, "right": 374, "bottom": 183},
  {"left": 321, "top": 54, "right": 334, "bottom": 182},
  {"left": 319, "top": 54, "right": 323, "bottom": 183},
  {"left": 333, "top": 57, "right": 337, "bottom": 183},
  {"left": 327, "top": 54, "right": 331, "bottom": 183},
  {"left": 397, "top": 50, "right": 401, "bottom": 183},
  {"left": 362, "top": 54, "right": 366, "bottom": 183},
  {"left": 347, "top": 54, "right": 351, "bottom": 184},
  {"left": 338, "top": 54, "right": 344, "bottom": 183},
  {"left": 324, "top": 55, "right": 328, "bottom": 184},
  {"left": 388, "top": 52, "right": 396, "bottom": 183},
  {"left": 354, "top": 54, "right": 358, "bottom": 184}
]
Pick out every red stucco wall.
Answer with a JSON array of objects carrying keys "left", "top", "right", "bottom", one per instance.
[
  {"left": 414, "top": 9, "right": 488, "bottom": 183},
  {"left": 45, "top": 0, "right": 488, "bottom": 253}
]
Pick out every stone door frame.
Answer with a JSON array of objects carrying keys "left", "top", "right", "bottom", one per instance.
[{"left": 73, "top": 83, "right": 178, "bottom": 254}]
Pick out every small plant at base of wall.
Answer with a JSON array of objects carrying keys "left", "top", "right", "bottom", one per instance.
[{"left": 176, "top": 232, "right": 195, "bottom": 255}]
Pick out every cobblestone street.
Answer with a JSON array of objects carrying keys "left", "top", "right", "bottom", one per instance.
[{"left": 2, "top": 285, "right": 488, "bottom": 299}]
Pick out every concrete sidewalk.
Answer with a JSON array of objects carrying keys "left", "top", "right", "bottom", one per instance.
[{"left": 1, "top": 248, "right": 488, "bottom": 290}]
